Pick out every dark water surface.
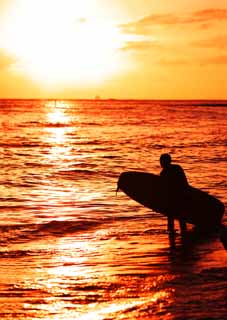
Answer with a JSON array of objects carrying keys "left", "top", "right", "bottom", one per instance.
[{"left": 0, "top": 99, "right": 226, "bottom": 319}]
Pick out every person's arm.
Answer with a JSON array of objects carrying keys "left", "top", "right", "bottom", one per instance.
[{"left": 176, "top": 165, "right": 188, "bottom": 186}]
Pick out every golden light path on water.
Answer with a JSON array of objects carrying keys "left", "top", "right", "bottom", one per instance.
[
  {"left": 20, "top": 102, "right": 175, "bottom": 318},
  {"left": 15, "top": 101, "right": 219, "bottom": 320}
]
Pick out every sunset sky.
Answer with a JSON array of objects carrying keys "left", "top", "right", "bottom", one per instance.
[{"left": 0, "top": 0, "right": 226, "bottom": 99}]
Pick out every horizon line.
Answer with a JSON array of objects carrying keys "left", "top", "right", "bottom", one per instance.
[{"left": 0, "top": 98, "right": 227, "bottom": 102}]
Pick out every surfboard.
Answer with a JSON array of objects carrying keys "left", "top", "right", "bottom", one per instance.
[{"left": 117, "top": 171, "right": 225, "bottom": 229}]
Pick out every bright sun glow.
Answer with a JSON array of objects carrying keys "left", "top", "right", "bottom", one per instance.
[{"left": 1, "top": 0, "right": 125, "bottom": 87}]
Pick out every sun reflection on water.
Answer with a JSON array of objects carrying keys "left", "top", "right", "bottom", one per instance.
[
  {"left": 43, "top": 101, "right": 75, "bottom": 164},
  {"left": 11, "top": 100, "right": 183, "bottom": 319},
  {"left": 47, "top": 107, "right": 70, "bottom": 126}
]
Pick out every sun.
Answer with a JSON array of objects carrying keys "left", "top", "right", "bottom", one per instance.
[{"left": 1, "top": 0, "right": 125, "bottom": 87}]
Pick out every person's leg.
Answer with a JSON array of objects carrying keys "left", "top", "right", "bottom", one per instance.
[
  {"left": 167, "top": 216, "right": 175, "bottom": 233},
  {"left": 179, "top": 219, "right": 187, "bottom": 233}
]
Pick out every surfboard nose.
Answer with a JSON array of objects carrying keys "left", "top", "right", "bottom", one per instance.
[
  {"left": 117, "top": 172, "right": 130, "bottom": 191},
  {"left": 116, "top": 172, "right": 125, "bottom": 193}
]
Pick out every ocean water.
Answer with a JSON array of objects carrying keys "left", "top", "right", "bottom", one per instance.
[{"left": 0, "top": 99, "right": 226, "bottom": 320}]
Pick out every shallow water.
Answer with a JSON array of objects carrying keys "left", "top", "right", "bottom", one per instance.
[{"left": 0, "top": 99, "right": 226, "bottom": 319}]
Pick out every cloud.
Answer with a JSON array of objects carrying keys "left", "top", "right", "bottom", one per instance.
[
  {"left": 158, "top": 55, "right": 227, "bottom": 66},
  {"left": 159, "top": 58, "right": 190, "bottom": 66},
  {"left": 191, "top": 35, "right": 227, "bottom": 49},
  {"left": 202, "top": 55, "right": 227, "bottom": 65},
  {"left": 120, "top": 8, "right": 227, "bottom": 35},
  {"left": 0, "top": 51, "right": 16, "bottom": 70},
  {"left": 121, "top": 40, "right": 161, "bottom": 51},
  {"left": 119, "top": 14, "right": 180, "bottom": 35},
  {"left": 193, "top": 8, "right": 227, "bottom": 21}
]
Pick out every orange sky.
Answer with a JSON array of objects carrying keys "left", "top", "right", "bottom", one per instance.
[{"left": 0, "top": 0, "right": 226, "bottom": 99}]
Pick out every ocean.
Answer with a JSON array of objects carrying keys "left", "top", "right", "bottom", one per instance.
[{"left": 0, "top": 99, "right": 226, "bottom": 319}]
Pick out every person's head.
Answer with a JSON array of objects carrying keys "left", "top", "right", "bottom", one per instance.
[{"left": 160, "top": 153, "right": 172, "bottom": 168}]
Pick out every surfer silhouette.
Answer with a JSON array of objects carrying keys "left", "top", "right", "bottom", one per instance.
[{"left": 160, "top": 153, "right": 188, "bottom": 233}]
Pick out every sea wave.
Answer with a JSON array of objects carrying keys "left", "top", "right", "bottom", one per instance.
[{"left": 0, "top": 219, "right": 101, "bottom": 246}]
